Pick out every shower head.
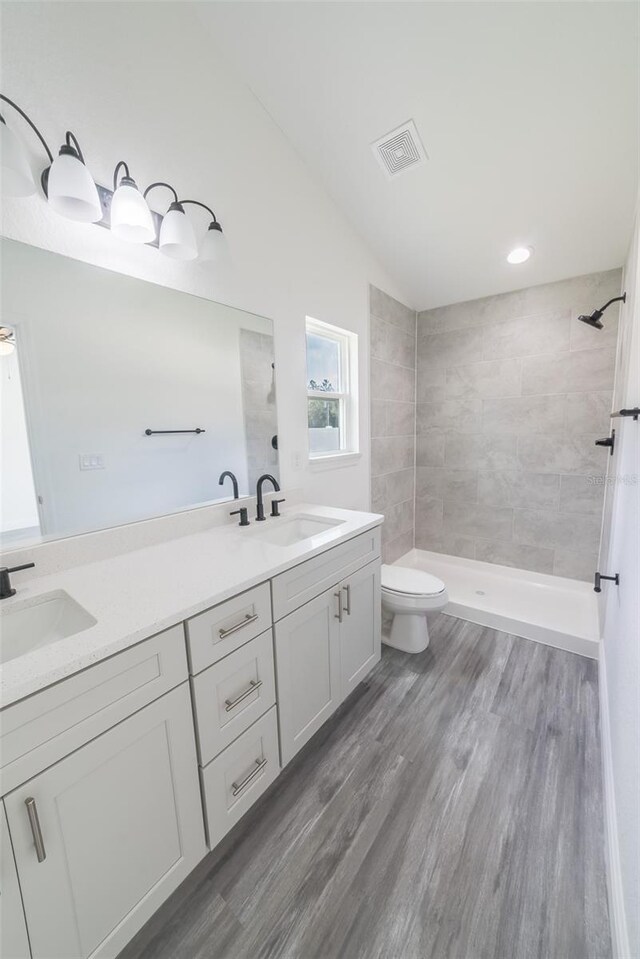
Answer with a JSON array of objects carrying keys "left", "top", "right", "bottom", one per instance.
[
  {"left": 577, "top": 293, "right": 626, "bottom": 330},
  {"left": 577, "top": 309, "right": 605, "bottom": 329}
]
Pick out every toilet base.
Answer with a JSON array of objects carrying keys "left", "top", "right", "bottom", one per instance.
[{"left": 384, "top": 611, "right": 430, "bottom": 653}]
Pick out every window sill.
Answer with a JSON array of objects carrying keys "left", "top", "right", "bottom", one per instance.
[{"left": 308, "top": 452, "right": 362, "bottom": 471}]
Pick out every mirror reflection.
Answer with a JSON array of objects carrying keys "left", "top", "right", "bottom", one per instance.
[{"left": 0, "top": 239, "right": 278, "bottom": 546}]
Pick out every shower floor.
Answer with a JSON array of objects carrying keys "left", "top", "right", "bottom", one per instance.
[{"left": 395, "top": 548, "right": 600, "bottom": 659}]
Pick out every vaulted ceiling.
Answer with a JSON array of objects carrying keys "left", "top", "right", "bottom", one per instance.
[{"left": 197, "top": 2, "right": 639, "bottom": 309}]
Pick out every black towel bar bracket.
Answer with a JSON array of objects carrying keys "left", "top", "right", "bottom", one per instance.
[{"left": 144, "top": 428, "right": 205, "bottom": 435}]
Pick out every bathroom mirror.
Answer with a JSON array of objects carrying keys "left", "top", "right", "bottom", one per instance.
[{"left": 0, "top": 238, "right": 279, "bottom": 547}]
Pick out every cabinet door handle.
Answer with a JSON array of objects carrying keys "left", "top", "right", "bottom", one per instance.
[
  {"left": 25, "top": 797, "right": 46, "bottom": 862},
  {"left": 343, "top": 584, "right": 351, "bottom": 615},
  {"left": 334, "top": 591, "right": 343, "bottom": 623},
  {"left": 225, "top": 679, "right": 263, "bottom": 712},
  {"left": 232, "top": 757, "right": 267, "bottom": 796},
  {"left": 218, "top": 612, "right": 258, "bottom": 639}
]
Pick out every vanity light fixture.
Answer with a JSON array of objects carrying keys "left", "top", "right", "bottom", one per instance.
[
  {"left": 180, "top": 200, "right": 225, "bottom": 262},
  {"left": 110, "top": 161, "right": 155, "bottom": 244},
  {"left": 0, "top": 94, "right": 51, "bottom": 196},
  {"left": 507, "top": 246, "right": 533, "bottom": 265},
  {"left": 45, "top": 131, "right": 102, "bottom": 223},
  {"left": 144, "top": 182, "right": 198, "bottom": 260},
  {"left": 0, "top": 93, "right": 225, "bottom": 262}
]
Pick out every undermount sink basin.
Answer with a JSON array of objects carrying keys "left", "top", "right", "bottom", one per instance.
[
  {"left": 255, "top": 514, "right": 345, "bottom": 547},
  {"left": 0, "top": 590, "right": 97, "bottom": 665}
]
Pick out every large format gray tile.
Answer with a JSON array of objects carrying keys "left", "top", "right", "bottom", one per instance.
[
  {"left": 521, "top": 348, "right": 616, "bottom": 395},
  {"left": 419, "top": 326, "right": 485, "bottom": 369},
  {"left": 443, "top": 501, "right": 513, "bottom": 540},
  {"left": 416, "top": 358, "right": 446, "bottom": 403},
  {"left": 445, "top": 358, "right": 523, "bottom": 398},
  {"left": 513, "top": 508, "right": 601, "bottom": 551},
  {"left": 517, "top": 434, "right": 607, "bottom": 474},
  {"left": 559, "top": 474, "right": 606, "bottom": 514},
  {"left": 383, "top": 529, "right": 414, "bottom": 564},
  {"left": 564, "top": 391, "right": 612, "bottom": 434},
  {"left": 371, "top": 435, "right": 415, "bottom": 476},
  {"left": 477, "top": 470, "right": 560, "bottom": 509},
  {"left": 417, "top": 397, "right": 482, "bottom": 434},
  {"left": 370, "top": 285, "right": 416, "bottom": 335},
  {"left": 416, "top": 432, "right": 446, "bottom": 467},
  {"left": 381, "top": 499, "right": 414, "bottom": 545},
  {"left": 553, "top": 548, "right": 599, "bottom": 582},
  {"left": 417, "top": 531, "right": 476, "bottom": 558},
  {"left": 482, "top": 395, "right": 565, "bottom": 434},
  {"left": 371, "top": 357, "right": 415, "bottom": 403},
  {"left": 445, "top": 433, "right": 519, "bottom": 470},
  {"left": 416, "top": 466, "right": 477, "bottom": 504},
  {"left": 482, "top": 309, "right": 571, "bottom": 360},
  {"left": 415, "top": 495, "right": 444, "bottom": 541},
  {"left": 474, "top": 538, "right": 555, "bottom": 574}
]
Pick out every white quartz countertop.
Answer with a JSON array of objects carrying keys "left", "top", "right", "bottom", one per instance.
[{"left": 0, "top": 505, "right": 383, "bottom": 707}]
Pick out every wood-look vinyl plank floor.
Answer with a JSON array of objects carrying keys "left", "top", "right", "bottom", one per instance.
[{"left": 120, "top": 613, "right": 610, "bottom": 959}]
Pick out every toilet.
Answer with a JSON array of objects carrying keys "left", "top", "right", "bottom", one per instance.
[{"left": 381, "top": 564, "right": 449, "bottom": 653}]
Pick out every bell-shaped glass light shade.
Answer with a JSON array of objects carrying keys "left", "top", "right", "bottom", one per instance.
[
  {"left": 200, "top": 222, "right": 226, "bottom": 263},
  {"left": 111, "top": 178, "right": 155, "bottom": 244},
  {"left": 1, "top": 121, "right": 36, "bottom": 197},
  {"left": 47, "top": 148, "right": 102, "bottom": 223},
  {"left": 159, "top": 203, "right": 198, "bottom": 260}
]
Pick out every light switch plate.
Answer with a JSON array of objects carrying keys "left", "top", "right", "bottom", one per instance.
[{"left": 79, "top": 453, "right": 105, "bottom": 471}]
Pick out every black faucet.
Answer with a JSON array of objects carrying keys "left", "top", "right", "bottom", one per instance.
[
  {"left": 0, "top": 562, "right": 35, "bottom": 600},
  {"left": 255, "top": 474, "right": 280, "bottom": 521},
  {"left": 219, "top": 470, "right": 239, "bottom": 500}
]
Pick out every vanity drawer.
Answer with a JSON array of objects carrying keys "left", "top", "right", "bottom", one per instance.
[
  {"left": 0, "top": 625, "right": 187, "bottom": 794},
  {"left": 271, "top": 526, "right": 381, "bottom": 621},
  {"left": 200, "top": 706, "right": 280, "bottom": 849},
  {"left": 192, "top": 629, "right": 276, "bottom": 765},
  {"left": 186, "top": 583, "right": 272, "bottom": 675}
]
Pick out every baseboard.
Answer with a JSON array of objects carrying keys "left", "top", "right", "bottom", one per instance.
[{"left": 599, "top": 645, "right": 631, "bottom": 958}]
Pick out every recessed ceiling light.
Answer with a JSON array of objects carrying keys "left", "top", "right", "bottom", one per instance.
[{"left": 507, "top": 246, "right": 533, "bottom": 265}]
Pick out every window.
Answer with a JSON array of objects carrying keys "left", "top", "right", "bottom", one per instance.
[{"left": 306, "top": 317, "right": 358, "bottom": 460}]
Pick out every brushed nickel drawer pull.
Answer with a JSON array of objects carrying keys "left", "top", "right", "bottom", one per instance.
[
  {"left": 25, "top": 797, "right": 46, "bottom": 862},
  {"left": 334, "top": 591, "right": 343, "bottom": 623},
  {"left": 232, "top": 757, "right": 267, "bottom": 796},
  {"left": 218, "top": 612, "right": 258, "bottom": 639},
  {"left": 343, "top": 584, "right": 351, "bottom": 615},
  {"left": 225, "top": 679, "right": 263, "bottom": 712}
]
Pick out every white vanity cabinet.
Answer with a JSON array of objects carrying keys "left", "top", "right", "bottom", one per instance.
[
  {"left": 0, "top": 517, "right": 382, "bottom": 958},
  {"left": 0, "top": 626, "right": 206, "bottom": 959},
  {"left": 273, "top": 530, "right": 382, "bottom": 765},
  {"left": 4, "top": 683, "right": 205, "bottom": 959}
]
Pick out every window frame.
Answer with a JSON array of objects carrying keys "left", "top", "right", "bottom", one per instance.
[{"left": 305, "top": 316, "right": 359, "bottom": 463}]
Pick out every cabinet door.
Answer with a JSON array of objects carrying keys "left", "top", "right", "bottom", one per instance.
[
  {"left": 1, "top": 805, "right": 30, "bottom": 959},
  {"left": 5, "top": 683, "right": 206, "bottom": 959},
  {"left": 274, "top": 587, "right": 341, "bottom": 765},
  {"left": 339, "top": 560, "right": 381, "bottom": 701}
]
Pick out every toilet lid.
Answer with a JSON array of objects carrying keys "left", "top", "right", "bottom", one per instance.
[{"left": 381, "top": 564, "right": 445, "bottom": 596}]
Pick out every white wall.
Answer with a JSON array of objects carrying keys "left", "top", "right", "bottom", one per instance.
[
  {"left": 2, "top": 239, "right": 277, "bottom": 539},
  {"left": 599, "top": 200, "right": 640, "bottom": 957},
  {"left": 0, "top": 1, "right": 409, "bottom": 514},
  {"left": 0, "top": 335, "right": 39, "bottom": 533}
]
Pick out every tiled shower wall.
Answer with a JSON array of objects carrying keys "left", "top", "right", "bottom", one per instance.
[
  {"left": 369, "top": 286, "right": 417, "bottom": 563},
  {"left": 415, "top": 269, "right": 622, "bottom": 581}
]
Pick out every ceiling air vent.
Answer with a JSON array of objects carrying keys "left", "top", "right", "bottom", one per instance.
[{"left": 371, "top": 120, "right": 427, "bottom": 179}]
